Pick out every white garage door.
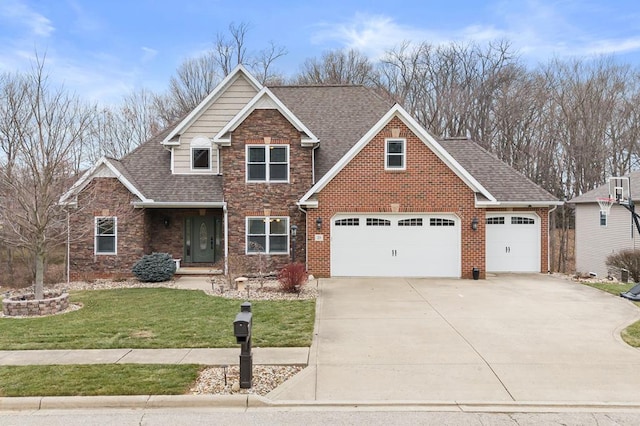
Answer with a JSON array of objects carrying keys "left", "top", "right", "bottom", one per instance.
[
  {"left": 330, "top": 214, "right": 460, "bottom": 277},
  {"left": 486, "top": 213, "right": 540, "bottom": 272}
]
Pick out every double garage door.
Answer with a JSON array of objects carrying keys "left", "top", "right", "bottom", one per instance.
[
  {"left": 331, "top": 214, "right": 460, "bottom": 277},
  {"left": 330, "top": 212, "right": 541, "bottom": 277}
]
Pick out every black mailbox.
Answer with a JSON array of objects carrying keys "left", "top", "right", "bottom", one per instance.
[{"left": 234, "top": 311, "right": 252, "bottom": 343}]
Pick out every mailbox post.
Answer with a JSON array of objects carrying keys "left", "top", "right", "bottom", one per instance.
[{"left": 233, "top": 302, "right": 253, "bottom": 388}]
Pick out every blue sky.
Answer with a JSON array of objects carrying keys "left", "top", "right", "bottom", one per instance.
[{"left": 1, "top": 0, "right": 639, "bottom": 104}]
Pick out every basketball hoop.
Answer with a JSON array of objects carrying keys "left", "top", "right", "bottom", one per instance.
[{"left": 597, "top": 197, "right": 615, "bottom": 216}]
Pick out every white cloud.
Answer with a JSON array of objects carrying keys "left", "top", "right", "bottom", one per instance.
[
  {"left": 141, "top": 47, "right": 158, "bottom": 63},
  {"left": 0, "top": 0, "right": 54, "bottom": 37}
]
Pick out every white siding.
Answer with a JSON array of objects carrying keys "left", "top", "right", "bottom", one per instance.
[
  {"left": 173, "top": 75, "right": 258, "bottom": 174},
  {"left": 575, "top": 203, "right": 638, "bottom": 278}
]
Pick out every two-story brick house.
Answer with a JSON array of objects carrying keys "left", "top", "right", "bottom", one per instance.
[{"left": 60, "top": 65, "right": 560, "bottom": 280}]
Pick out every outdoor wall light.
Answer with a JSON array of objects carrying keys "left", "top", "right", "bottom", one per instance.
[
  {"left": 316, "top": 217, "right": 322, "bottom": 230},
  {"left": 471, "top": 217, "right": 479, "bottom": 231},
  {"left": 163, "top": 217, "right": 171, "bottom": 228}
]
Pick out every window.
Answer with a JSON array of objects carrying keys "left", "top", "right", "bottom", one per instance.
[
  {"left": 190, "top": 137, "right": 212, "bottom": 171},
  {"left": 192, "top": 148, "right": 210, "bottom": 170},
  {"left": 366, "top": 218, "right": 391, "bottom": 226},
  {"left": 511, "top": 217, "right": 535, "bottom": 225},
  {"left": 430, "top": 218, "right": 455, "bottom": 226},
  {"left": 246, "top": 217, "right": 289, "bottom": 254},
  {"left": 486, "top": 217, "right": 505, "bottom": 225},
  {"left": 335, "top": 218, "right": 359, "bottom": 226},
  {"left": 600, "top": 211, "right": 607, "bottom": 227},
  {"left": 246, "top": 145, "right": 289, "bottom": 182},
  {"left": 385, "top": 139, "right": 406, "bottom": 170},
  {"left": 95, "top": 217, "right": 116, "bottom": 255},
  {"left": 398, "top": 218, "right": 423, "bottom": 227}
]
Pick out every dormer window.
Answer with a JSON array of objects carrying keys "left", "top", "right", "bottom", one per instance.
[
  {"left": 191, "top": 137, "right": 212, "bottom": 171},
  {"left": 246, "top": 145, "right": 289, "bottom": 182}
]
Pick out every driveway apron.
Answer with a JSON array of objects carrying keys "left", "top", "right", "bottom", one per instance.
[{"left": 271, "top": 275, "right": 640, "bottom": 403}]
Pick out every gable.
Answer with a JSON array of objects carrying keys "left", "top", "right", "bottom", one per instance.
[
  {"left": 213, "top": 87, "right": 319, "bottom": 146},
  {"left": 316, "top": 116, "right": 476, "bottom": 210},
  {"left": 299, "top": 104, "right": 494, "bottom": 207},
  {"left": 162, "top": 65, "right": 262, "bottom": 145}
]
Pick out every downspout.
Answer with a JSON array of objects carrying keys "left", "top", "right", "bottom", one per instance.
[
  {"left": 298, "top": 204, "right": 308, "bottom": 271},
  {"left": 223, "top": 203, "right": 229, "bottom": 276},
  {"left": 547, "top": 203, "right": 559, "bottom": 274}
]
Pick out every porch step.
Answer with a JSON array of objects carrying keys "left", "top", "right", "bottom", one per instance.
[{"left": 175, "top": 267, "right": 223, "bottom": 276}]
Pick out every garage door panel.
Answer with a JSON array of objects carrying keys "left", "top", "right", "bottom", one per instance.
[
  {"left": 486, "top": 213, "right": 539, "bottom": 273},
  {"left": 331, "top": 214, "right": 460, "bottom": 277}
]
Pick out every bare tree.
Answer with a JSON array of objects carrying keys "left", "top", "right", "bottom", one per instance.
[
  {"left": 294, "top": 49, "right": 376, "bottom": 85},
  {"left": 88, "top": 88, "right": 161, "bottom": 162},
  {"left": 0, "top": 56, "right": 95, "bottom": 298}
]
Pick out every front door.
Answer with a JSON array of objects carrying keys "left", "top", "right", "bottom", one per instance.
[{"left": 186, "top": 216, "right": 216, "bottom": 263}]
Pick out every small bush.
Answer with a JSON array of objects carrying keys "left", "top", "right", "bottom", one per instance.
[
  {"left": 132, "top": 253, "right": 176, "bottom": 282},
  {"left": 277, "top": 263, "right": 308, "bottom": 293},
  {"left": 606, "top": 249, "right": 640, "bottom": 282}
]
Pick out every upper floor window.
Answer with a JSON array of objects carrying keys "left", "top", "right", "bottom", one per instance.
[
  {"left": 191, "top": 137, "right": 212, "bottom": 171},
  {"left": 385, "top": 138, "right": 406, "bottom": 170},
  {"left": 600, "top": 211, "right": 607, "bottom": 227},
  {"left": 95, "top": 217, "right": 117, "bottom": 255},
  {"left": 246, "top": 145, "right": 289, "bottom": 182}
]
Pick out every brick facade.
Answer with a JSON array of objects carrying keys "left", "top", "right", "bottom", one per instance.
[
  {"left": 222, "top": 109, "right": 312, "bottom": 273},
  {"left": 305, "top": 116, "right": 549, "bottom": 279},
  {"left": 69, "top": 178, "right": 146, "bottom": 280}
]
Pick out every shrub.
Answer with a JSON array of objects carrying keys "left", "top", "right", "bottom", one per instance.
[
  {"left": 606, "top": 249, "right": 640, "bottom": 282},
  {"left": 277, "top": 262, "right": 308, "bottom": 293},
  {"left": 132, "top": 253, "right": 176, "bottom": 282}
]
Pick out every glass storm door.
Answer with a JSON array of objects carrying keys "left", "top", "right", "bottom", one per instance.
[{"left": 187, "top": 216, "right": 215, "bottom": 263}]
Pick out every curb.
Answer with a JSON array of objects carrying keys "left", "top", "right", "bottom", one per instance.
[{"left": 4, "top": 395, "right": 640, "bottom": 412}]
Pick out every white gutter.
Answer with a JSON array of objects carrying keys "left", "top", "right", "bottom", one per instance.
[
  {"left": 477, "top": 200, "right": 564, "bottom": 208},
  {"left": 133, "top": 201, "right": 226, "bottom": 208}
]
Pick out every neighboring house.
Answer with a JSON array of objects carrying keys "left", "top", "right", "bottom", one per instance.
[
  {"left": 60, "top": 65, "right": 560, "bottom": 280},
  {"left": 569, "top": 171, "right": 640, "bottom": 278}
]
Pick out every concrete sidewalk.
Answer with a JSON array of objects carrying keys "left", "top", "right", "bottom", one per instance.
[{"left": 0, "top": 347, "right": 309, "bottom": 366}]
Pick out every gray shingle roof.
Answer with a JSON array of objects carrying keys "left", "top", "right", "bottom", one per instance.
[
  {"left": 569, "top": 170, "right": 640, "bottom": 204},
  {"left": 438, "top": 138, "right": 558, "bottom": 203},
  {"left": 120, "top": 127, "right": 224, "bottom": 203},
  {"left": 108, "top": 85, "right": 555, "bottom": 206},
  {"left": 269, "top": 85, "right": 392, "bottom": 180}
]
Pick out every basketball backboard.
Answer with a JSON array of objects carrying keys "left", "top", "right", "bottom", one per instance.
[{"left": 609, "top": 177, "right": 631, "bottom": 205}]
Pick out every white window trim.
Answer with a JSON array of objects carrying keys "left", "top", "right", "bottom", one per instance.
[
  {"left": 190, "top": 136, "right": 213, "bottom": 172},
  {"left": 245, "top": 216, "right": 290, "bottom": 255},
  {"left": 245, "top": 144, "right": 290, "bottom": 183},
  {"left": 599, "top": 211, "right": 608, "bottom": 227},
  {"left": 385, "top": 138, "right": 406, "bottom": 170},
  {"left": 95, "top": 216, "right": 117, "bottom": 255}
]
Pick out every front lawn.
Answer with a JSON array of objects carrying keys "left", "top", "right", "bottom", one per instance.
[
  {"left": 0, "top": 364, "right": 200, "bottom": 397},
  {"left": 580, "top": 280, "right": 640, "bottom": 347},
  {"left": 0, "top": 288, "right": 315, "bottom": 349}
]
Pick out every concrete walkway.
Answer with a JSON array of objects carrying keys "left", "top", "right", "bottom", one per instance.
[
  {"left": 3, "top": 274, "right": 640, "bottom": 412},
  {"left": 0, "top": 347, "right": 309, "bottom": 366},
  {"left": 270, "top": 275, "right": 640, "bottom": 404}
]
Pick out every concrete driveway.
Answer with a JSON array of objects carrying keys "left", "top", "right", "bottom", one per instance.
[{"left": 270, "top": 275, "right": 640, "bottom": 403}]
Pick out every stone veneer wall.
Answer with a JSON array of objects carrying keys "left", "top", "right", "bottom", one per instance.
[
  {"left": 222, "top": 109, "right": 312, "bottom": 273},
  {"left": 3, "top": 291, "right": 69, "bottom": 316},
  {"left": 68, "top": 178, "right": 146, "bottom": 280}
]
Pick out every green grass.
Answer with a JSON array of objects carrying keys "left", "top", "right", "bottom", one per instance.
[
  {"left": 0, "top": 364, "right": 201, "bottom": 397},
  {"left": 0, "top": 288, "right": 315, "bottom": 349},
  {"left": 580, "top": 280, "right": 640, "bottom": 347}
]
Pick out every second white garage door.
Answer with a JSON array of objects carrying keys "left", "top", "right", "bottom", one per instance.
[
  {"left": 485, "top": 212, "right": 540, "bottom": 272},
  {"left": 330, "top": 214, "right": 460, "bottom": 277}
]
